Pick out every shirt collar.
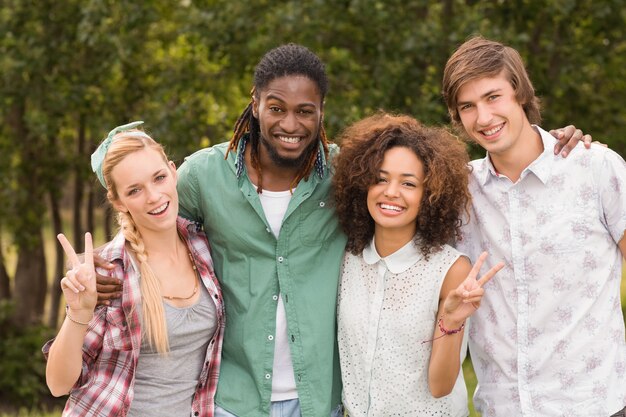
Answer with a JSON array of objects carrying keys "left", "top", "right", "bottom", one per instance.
[
  {"left": 234, "top": 133, "right": 328, "bottom": 180},
  {"left": 475, "top": 125, "right": 555, "bottom": 185},
  {"left": 363, "top": 237, "right": 423, "bottom": 274}
]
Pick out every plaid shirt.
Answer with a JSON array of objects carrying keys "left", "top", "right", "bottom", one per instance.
[{"left": 43, "top": 217, "right": 224, "bottom": 417}]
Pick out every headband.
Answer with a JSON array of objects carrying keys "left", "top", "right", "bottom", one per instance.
[{"left": 90, "top": 121, "right": 150, "bottom": 188}]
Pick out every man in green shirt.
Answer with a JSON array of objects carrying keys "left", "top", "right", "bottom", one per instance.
[{"left": 177, "top": 44, "right": 346, "bottom": 417}]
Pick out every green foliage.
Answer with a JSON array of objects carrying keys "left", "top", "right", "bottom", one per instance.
[{"left": 0, "top": 301, "right": 54, "bottom": 407}]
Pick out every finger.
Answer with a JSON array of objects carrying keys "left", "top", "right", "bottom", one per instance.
[
  {"left": 476, "top": 261, "right": 505, "bottom": 287},
  {"left": 93, "top": 253, "right": 115, "bottom": 270},
  {"left": 96, "top": 272, "right": 122, "bottom": 287},
  {"left": 61, "top": 275, "right": 83, "bottom": 293},
  {"left": 463, "top": 296, "right": 484, "bottom": 304},
  {"left": 84, "top": 233, "right": 94, "bottom": 269},
  {"left": 57, "top": 233, "right": 81, "bottom": 268},
  {"left": 97, "top": 291, "right": 121, "bottom": 303},
  {"left": 96, "top": 283, "right": 122, "bottom": 294},
  {"left": 467, "top": 252, "right": 488, "bottom": 281}
]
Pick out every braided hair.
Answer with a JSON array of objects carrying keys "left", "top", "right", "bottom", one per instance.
[
  {"left": 102, "top": 132, "right": 171, "bottom": 354},
  {"left": 226, "top": 43, "right": 330, "bottom": 192}
]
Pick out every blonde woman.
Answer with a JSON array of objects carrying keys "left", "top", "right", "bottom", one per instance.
[{"left": 43, "top": 122, "right": 224, "bottom": 417}]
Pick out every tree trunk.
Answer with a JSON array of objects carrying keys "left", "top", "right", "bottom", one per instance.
[
  {"left": 0, "top": 228, "right": 11, "bottom": 300},
  {"left": 48, "top": 190, "right": 65, "bottom": 328},
  {"left": 73, "top": 114, "right": 86, "bottom": 254},
  {"left": 13, "top": 234, "right": 48, "bottom": 325},
  {"left": 7, "top": 100, "right": 49, "bottom": 325}
]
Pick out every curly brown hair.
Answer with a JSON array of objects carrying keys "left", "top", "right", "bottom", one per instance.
[{"left": 333, "top": 112, "right": 471, "bottom": 257}]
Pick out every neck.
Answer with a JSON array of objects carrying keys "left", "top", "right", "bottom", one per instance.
[
  {"left": 490, "top": 123, "right": 543, "bottom": 182},
  {"left": 245, "top": 143, "right": 299, "bottom": 191},
  {"left": 136, "top": 224, "right": 185, "bottom": 262},
  {"left": 373, "top": 227, "right": 415, "bottom": 258}
]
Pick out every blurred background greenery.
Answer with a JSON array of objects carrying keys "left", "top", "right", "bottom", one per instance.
[{"left": 1, "top": 0, "right": 625, "bottom": 415}]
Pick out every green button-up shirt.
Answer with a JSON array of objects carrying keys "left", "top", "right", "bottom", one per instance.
[{"left": 177, "top": 140, "right": 346, "bottom": 417}]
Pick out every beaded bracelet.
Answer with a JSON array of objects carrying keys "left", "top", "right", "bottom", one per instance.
[
  {"left": 65, "top": 306, "right": 92, "bottom": 326},
  {"left": 421, "top": 316, "right": 465, "bottom": 344}
]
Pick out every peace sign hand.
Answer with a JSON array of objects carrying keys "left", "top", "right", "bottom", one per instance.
[
  {"left": 57, "top": 233, "right": 98, "bottom": 317},
  {"left": 443, "top": 252, "right": 504, "bottom": 325}
]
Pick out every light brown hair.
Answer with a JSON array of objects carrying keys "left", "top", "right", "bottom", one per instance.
[{"left": 442, "top": 36, "right": 541, "bottom": 127}]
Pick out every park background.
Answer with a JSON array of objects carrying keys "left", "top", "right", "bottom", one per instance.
[{"left": 1, "top": 0, "right": 625, "bottom": 416}]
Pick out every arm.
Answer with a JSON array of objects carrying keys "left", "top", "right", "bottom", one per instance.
[
  {"left": 550, "top": 125, "right": 592, "bottom": 157},
  {"left": 619, "top": 233, "right": 626, "bottom": 259},
  {"left": 46, "top": 233, "right": 97, "bottom": 397},
  {"left": 428, "top": 252, "right": 504, "bottom": 397}
]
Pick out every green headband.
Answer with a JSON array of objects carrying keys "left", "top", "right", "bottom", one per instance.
[{"left": 90, "top": 121, "right": 149, "bottom": 188}]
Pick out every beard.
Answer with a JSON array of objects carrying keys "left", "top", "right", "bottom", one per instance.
[{"left": 259, "top": 133, "right": 319, "bottom": 170}]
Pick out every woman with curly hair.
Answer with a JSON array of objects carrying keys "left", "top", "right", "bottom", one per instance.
[{"left": 333, "top": 113, "right": 503, "bottom": 416}]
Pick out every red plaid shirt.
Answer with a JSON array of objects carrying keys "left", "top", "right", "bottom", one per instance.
[{"left": 43, "top": 217, "right": 224, "bottom": 417}]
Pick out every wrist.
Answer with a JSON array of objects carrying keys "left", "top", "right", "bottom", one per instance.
[
  {"left": 438, "top": 316, "right": 465, "bottom": 336},
  {"left": 441, "top": 315, "right": 464, "bottom": 331},
  {"left": 66, "top": 306, "right": 94, "bottom": 325}
]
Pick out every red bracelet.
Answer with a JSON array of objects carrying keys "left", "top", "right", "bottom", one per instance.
[
  {"left": 438, "top": 317, "right": 465, "bottom": 335},
  {"left": 421, "top": 316, "right": 465, "bottom": 344}
]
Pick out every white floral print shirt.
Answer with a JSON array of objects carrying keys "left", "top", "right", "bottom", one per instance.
[{"left": 457, "top": 126, "right": 626, "bottom": 417}]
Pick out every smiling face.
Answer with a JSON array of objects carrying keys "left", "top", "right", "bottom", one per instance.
[
  {"left": 367, "top": 146, "right": 425, "bottom": 242},
  {"left": 456, "top": 71, "right": 535, "bottom": 159},
  {"left": 252, "top": 75, "right": 323, "bottom": 170},
  {"left": 110, "top": 147, "right": 178, "bottom": 236}
]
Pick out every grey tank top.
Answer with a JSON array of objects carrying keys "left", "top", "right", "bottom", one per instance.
[{"left": 127, "top": 282, "right": 217, "bottom": 417}]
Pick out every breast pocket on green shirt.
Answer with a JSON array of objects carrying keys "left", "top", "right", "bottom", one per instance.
[{"left": 298, "top": 198, "right": 339, "bottom": 247}]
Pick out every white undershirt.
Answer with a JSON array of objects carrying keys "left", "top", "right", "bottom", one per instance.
[{"left": 258, "top": 188, "right": 298, "bottom": 401}]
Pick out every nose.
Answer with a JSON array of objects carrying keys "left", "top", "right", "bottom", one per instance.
[
  {"left": 383, "top": 181, "right": 399, "bottom": 198},
  {"left": 476, "top": 103, "right": 493, "bottom": 127},
  {"left": 145, "top": 185, "right": 161, "bottom": 204},
  {"left": 279, "top": 111, "right": 298, "bottom": 133}
]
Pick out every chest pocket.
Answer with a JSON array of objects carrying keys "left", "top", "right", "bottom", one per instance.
[
  {"left": 102, "top": 307, "right": 133, "bottom": 351},
  {"left": 534, "top": 202, "right": 588, "bottom": 254},
  {"left": 298, "top": 198, "right": 340, "bottom": 246}
]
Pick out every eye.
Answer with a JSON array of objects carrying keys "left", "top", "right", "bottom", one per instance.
[
  {"left": 269, "top": 106, "right": 283, "bottom": 112},
  {"left": 459, "top": 103, "right": 473, "bottom": 112},
  {"left": 127, "top": 188, "right": 140, "bottom": 196},
  {"left": 298, "top": 108, "right": 314, "bottom": 114},
  {"left": 377, "top": 177, "right": 388, "bottom": 184},
  {"left": 487, "top": 95, "right": 500, "bottom": 101},
  {"left": 155, "top": 174, "right": 167, "bottom": 182},
  {"left": 402, "top": 181, "right": 417, "bottom": 188}
]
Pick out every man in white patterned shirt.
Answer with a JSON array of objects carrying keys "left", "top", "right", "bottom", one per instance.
[{"left": 442, "top": 36, "right": 626, "bottom": 417}]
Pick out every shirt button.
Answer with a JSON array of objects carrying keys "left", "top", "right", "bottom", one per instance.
[
  {"left": 268, "top": 335, "right": 274, "bottom": 341},
  {"left": 265, "top": 373, "right": 271, "bottom": 379},
  {"left": 266, "top": 227, "right": 271, "bottom": 233},
  {"left": 272, "top": 295, "right": 278, "bottom": 301},
  {"left": 319, "top": 201, "right": 325, "bottom": 207},
  {"left": 278, "top": 256, "right": 284, "bottom": 263}
]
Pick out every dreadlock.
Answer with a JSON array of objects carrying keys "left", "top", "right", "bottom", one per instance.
[{"left": 226, "top": 43, "right": 330, "bottom": 193}]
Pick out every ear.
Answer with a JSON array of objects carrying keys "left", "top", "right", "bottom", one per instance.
[
  {"left": 252, "top": 96, "right": 259, "bottom": 119},
  {"left": 112, "top": 199, "right": 128, "bottom": 213},
  {"left": 168, "top": 160, "right": 177, "bottom": 181}
]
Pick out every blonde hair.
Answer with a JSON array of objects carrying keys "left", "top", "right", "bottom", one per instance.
[{"left": 102, "top": 131, "right": 171, "bottom": 354}]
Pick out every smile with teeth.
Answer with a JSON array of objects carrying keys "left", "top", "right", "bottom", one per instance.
[
  {"left": 148, "top": 202, "right": 169, "bottom": 215},
  {"left": 481, "top": 123, "right": 504, "bottom": 136},
  {"left": 278, "top": 136, "right": 302, "bottom": 144},
  {"left": 379, "top": 203, "right": 403, "bottom": 212}
]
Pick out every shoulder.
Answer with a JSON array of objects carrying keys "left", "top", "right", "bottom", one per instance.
[{"left": 181, "top": 142, "right": 230, "bottom": 167}]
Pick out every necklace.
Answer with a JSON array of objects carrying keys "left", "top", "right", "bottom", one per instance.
[{"left": 162, "top": 250, "right": 199, "bottom": 301}]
